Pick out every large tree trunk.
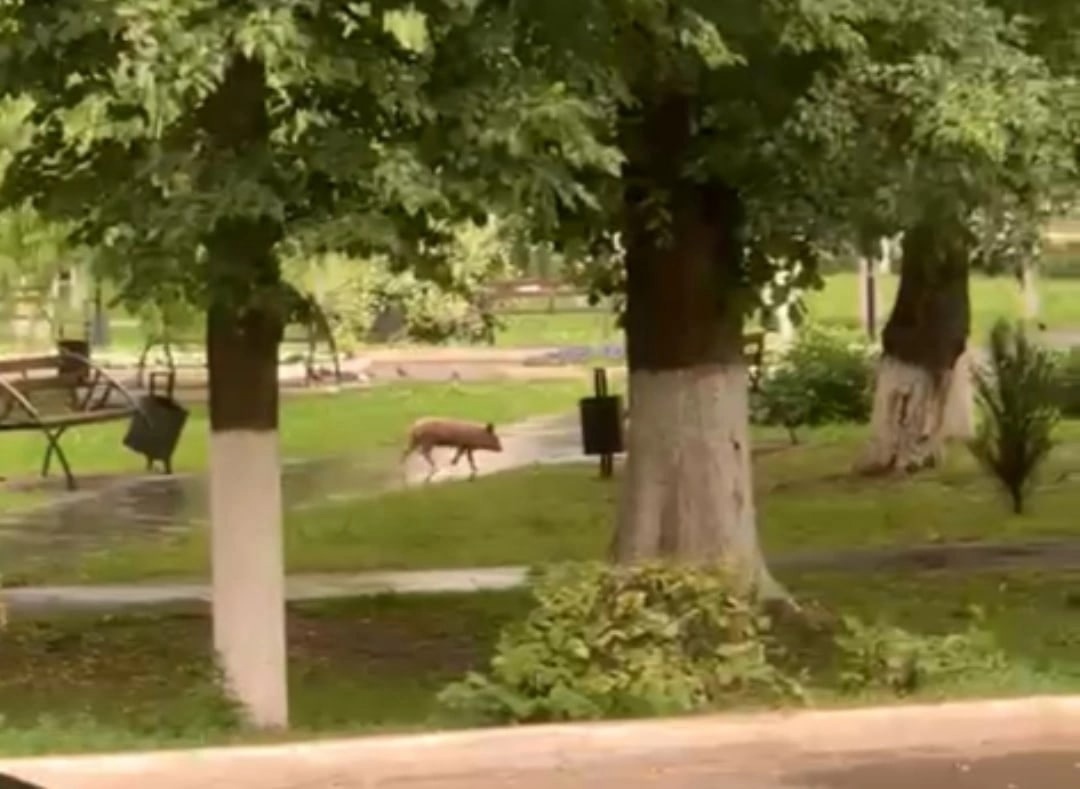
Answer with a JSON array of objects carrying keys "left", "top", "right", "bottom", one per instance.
[
  {"left": 856, "top": 219, "right": 972, "bottom": 475},
  {"left": 201, "top": 55, "right": 288, "bottom": 729},
  {"left": 207, "top": 301, "right": 287, "bottom": 730},
  {"left": 613, "top": 94, "right": 781, "bottom": 599}
]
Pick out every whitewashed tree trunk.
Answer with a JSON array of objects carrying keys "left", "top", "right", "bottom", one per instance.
[
  {"left": 857, "top": 351, "right": 970, "bottom": 473},
  {"left": 203, "top": 54, "right": 289, "bottom": 730},
  {"left": 941, "top": 349, "right": 975, "bottom": 440},
  {"left": 616, "top": 96, "right": 783, "bottom": 598},
  {"left": 210, "top": 430, "right": 287, "bottom": 728},
  {"left": 206, "top": 304, "right": 289, "bottom": 730},
  {"left": 878, "top": 236, "right": 898, "bottom": 275},
  {"left": 1020, "top": 263, "right": 1041, "bottom": 322},
  {"left": 616, "top": 365, "right": 783, "bottom": 598},
  {"left": 856, "top": 219, "right": 971, "bottom": 474},
  {"left": 857, "top": 256, "right": 876, "bottom": 338}
]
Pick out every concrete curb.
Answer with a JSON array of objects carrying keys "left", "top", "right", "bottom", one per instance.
[{"left": 2, "top": 696, "right": 1080, "bottom": 788}]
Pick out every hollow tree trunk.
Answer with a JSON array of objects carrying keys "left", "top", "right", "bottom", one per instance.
[
  {"left": 614, "top": 93, "right": 781, "bottom": 598},
  {"left": 856, "top": 219, "right": 972, "bottom": 474},
  {"left": 200, "top": 54, "right": 288, "bottom": 729}
]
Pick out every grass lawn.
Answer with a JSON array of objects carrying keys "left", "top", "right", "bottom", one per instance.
[
  {"left": 802, "top": 272, "right": 1080, "bottom": 338},
  {"left": 486, "top": 272, "right": 1080, "bottom": 349},
  {"left": 0, "top": 379, "right": 589, "bottom": 484},
  {"left": 59, "top": 422, "right": 1080, "bottom": 584},
  {"left": 2, "top": 568, "right": 1079, "bottom": 755}
]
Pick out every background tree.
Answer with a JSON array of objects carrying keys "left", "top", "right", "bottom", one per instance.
[
  {"left": 530, "top": 0, "right": 1073, "bottom": 596},
  {"left": 788, "top": 1, "right": 1079, "bottom": 474},
  {"left": 0, "top": 0, "right": 618, "bottom": 727}
]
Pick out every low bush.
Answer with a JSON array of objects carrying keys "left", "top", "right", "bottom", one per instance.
[
  {"left": 834, "top": 615, "right": 1004, "bottom": 696},
  {"left": 754, "top": 327, "right": 875, "bottom": 440},
  {"left": 438, "top": 563, "right": 804, "bottom": 724},
  {"left": 1052, "top": 347, "right": 1080, "bottom": 418},
  {"left": 439, "top": 563, "right": 1000, "bottom": 725}
]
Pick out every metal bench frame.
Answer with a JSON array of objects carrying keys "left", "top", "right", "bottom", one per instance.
[
  {"left": 134, "top": 328, "right": 344, "bottom": 389},
  {"left": 0, "top": 350, "right": 144, "bottom": 490}
]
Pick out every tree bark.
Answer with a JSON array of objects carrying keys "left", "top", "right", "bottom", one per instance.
[
  {"left": 614, "top": 93, "right": 781, "bottom": 599},
  {"left": 856, "top": 219, "right": 972, "bottom": 474},
  {"left": 200, "top": 54, "right": 289, "bottom": 729}
]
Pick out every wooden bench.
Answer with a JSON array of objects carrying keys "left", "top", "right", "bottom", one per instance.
[{"left": 0, "top": 350, "right": 142, "bottom": 490}]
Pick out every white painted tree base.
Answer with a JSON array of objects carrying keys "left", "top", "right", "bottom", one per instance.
[
  {"left": 615, "top": 365, "right": 784, "bottom": 599},
  {"left": 1020, "top": 266, "right": 1041, "bottom": 321},
  {"left": 210, "top": 430, "right": 289, "bottom": 729},
  {"left": 857, "top": 352, "right": 969, "bottom": 474},
  {"left": 941, "top": 350, "right": 975, "bottom": 441}
]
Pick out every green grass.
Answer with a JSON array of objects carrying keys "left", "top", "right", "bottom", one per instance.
[
  {"left": 3, "top": 568, "right": 1079, "bottom": 755},
  {"left": 45, "top": 421, "right": 1080, "bottom": 584},
  {"left": 470, "top": 272, "right": 1080, "bottom": 348},
  {"left": 802, "top": 272, "right": 1080, "bottom": 338},
  {"left": 486, "top": 272, "right": 1080, "bottom": 349},
  {"left": 0, "top": 379, "right": 589, "bottom": 484}
]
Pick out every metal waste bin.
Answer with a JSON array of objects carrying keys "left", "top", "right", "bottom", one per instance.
[
  {"left": 579, "top": 394, "right": 624, "bottom": 456},
  {"left": 123, "top": 394, "right": 188, "bottom": 474},
  {"left": 57, "top": 339, "right": 91, "bottom": 382}
]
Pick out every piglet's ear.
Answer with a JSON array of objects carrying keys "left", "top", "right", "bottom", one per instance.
[{"left": 485, "top": 423, "right": 495, "bottom": 434}]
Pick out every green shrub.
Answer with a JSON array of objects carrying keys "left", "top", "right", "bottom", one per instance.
[
  {"left": 438, "top": 563, "right": 1003, "bottom": 726},
  {"left": 754, "top": 327, "right": 875, "bottom": 440},
  {"left": 834, "top": 616, "right": 1004, "bottom": 696},
  {"left": 1051, "top": 347, "right": 1080, "bottom": 418},
  {"left": 438, "top": 563, "right": 806, "bottom": 724},
  {"left": 969, "top": 319, "right": 1060, "bottom": 514},
  {"left": 283, "top": 218, "right": 514, "bottom": 349}
]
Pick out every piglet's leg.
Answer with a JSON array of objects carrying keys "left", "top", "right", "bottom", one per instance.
[
  {"left": 421, "top": 447, "right": 438, "bottom": 482},
  {"left": 466, "top": 449, "right": 478, "bottom": 480},
  {"left": 450, "top": 447, "right": 466, "bottom": 467}
]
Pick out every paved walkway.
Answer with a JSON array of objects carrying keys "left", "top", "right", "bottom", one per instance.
[
  {"left": 11, "top": 536, "right": 1080, "bottom": 615},
  {"left": 2, "top": 697, "right": 1079, "bottom": 788}
]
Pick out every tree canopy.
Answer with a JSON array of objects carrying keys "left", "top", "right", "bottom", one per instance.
[{"left": 0, "top": 0, "right": 620, "bottom": 318}]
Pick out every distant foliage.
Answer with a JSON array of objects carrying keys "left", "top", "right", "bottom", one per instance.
[
  {"left": 754, "top": 327, "right": 875, "bottom": 440},
  {"left": 283, "top": 218, "right": 515, "bottom": 350},
  {"left": 1051, "top": 347, "right": 1080, "bottom": 418},
  {"left": 969, "top": 319, "right": 1060, "bottom": 514}
]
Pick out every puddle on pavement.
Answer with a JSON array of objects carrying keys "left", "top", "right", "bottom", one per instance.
[
  {"left": 0, "top": 454, "right": 399, "bottom": 578},
  {"left": 0, "top": 413, "right": 587, "bottom": 579}
]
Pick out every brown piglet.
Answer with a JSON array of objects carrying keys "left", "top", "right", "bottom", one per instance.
[{"left": 401, "top": 418, "right": 504, "bottom": 482}]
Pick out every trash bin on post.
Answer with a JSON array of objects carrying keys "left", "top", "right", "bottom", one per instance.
[
  {"left": 123, "top": 373, "right": 188, "bottom": 474},
  {"left": 579, "top": 368, "right": 624, "bottom": 478},
  {"left": 57, "top": 339, "right": 91, "bottom": 383}
]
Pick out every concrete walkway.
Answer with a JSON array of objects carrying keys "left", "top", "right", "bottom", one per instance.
[
  {"left": 11, "top": 535, "right": 1080, "bottom": 615},
  {"left": 1, "top": 696, "right": 1079, "bottom": 788}
]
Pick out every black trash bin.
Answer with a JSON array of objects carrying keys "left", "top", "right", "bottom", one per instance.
[
  {"left": 57, "top": 339, "right": 91, "bottom": 381},
  {"left": 578, "top": 394, "right": 625, "bottom": 456},
  {"left": 123, "top": 395, "right": 189, "bottom": 474}
]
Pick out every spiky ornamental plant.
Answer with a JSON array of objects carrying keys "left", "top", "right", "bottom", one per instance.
[{"left": 970, "top": 319, "right": 1060, "bottom": 514}]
